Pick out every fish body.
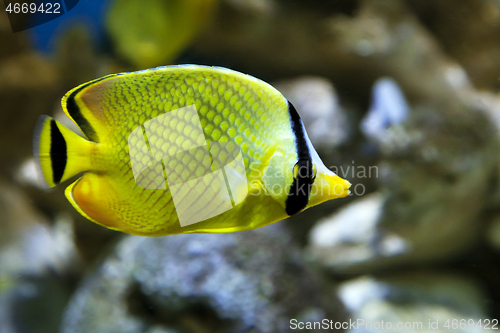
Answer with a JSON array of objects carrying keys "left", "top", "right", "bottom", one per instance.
[{"left": 34, "top": 65, "right": 350, "bottom": 236}]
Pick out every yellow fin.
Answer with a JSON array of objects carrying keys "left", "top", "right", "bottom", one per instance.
[
  {"left": 33, "top": 116, "right": 95, "bottom": 188},
  {"left": 65, "top": 178, "right": 99, "bottom": 224},
  {"left": 66, "top": 174, "right": 137, "bottom": 235},
  {"left": 61, "top": 74, "right": 116, "bottom": 142}
]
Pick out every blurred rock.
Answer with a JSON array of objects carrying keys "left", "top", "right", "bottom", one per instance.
[
  {"left": 0, "top": 49, "right": 60, "bottom": 172},
  {"left": 13, "top": 158, "right": 40, "bottom": 189},
  {"left": 0, "top": 179, "right": 81, "bottom": 333},
  {"left": 1, "top": 274, "right": 71, "bottom": 333},
  {"left": 487, "top": 215, "right": 500, "bottom": 252},
  {"left": 445, "top": 82, "right": 500, "bottom": 208},
  {"left": 274, "top": 76, "right": 352, "bottom": 150},
  {"left": 61, "top": 225, "right": 347, "bottom": 333},
  {"left": 361, "top": 77, "right": 409, "bottom": 144},
  {"left": 308, "top": 193, "right": 410, "bottom": 272},
  {"left": 194, "top": 0, "right": 467, "bottom": 102},
  {"left": 468, "top": 91, "right": 500, "bottom": 133},
  {"left": 225, "top": 0, "right": 275, "bottom": 16},
  {"left": 460, "top": 90, "right": 500, "bottom": 205},
  {"left": 380, "top": 101, "right": 497, "bottom": 253},
  {"left": 338, "top": 273, "right": 488, "bottom": 333},
  {"left": 309, "top": 98, "right": 498, "bottom": 272},
  {"left": 0, "top": 8, "right": 29, "bottom": 59},
  {"left": 0, "top": 179, "right": 80, "bottom": 274},
  {"left": 146, "top": 327, "right": 181, "bottom": 333},
  {"left": 407, "top": 0, "right": 500, "bottom": 90},
  {"left": 54, "top": 25, "right": 109, "bottom": 89}
]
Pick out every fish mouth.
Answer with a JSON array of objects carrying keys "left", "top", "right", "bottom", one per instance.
[
  {"left": 321, "top": 174, "right": 351, "bottom": 199},
  {"left": 307, "top": 174, "right": 351, "bottom": 208},
  {"left": 326, "top": 174, "right": 351, "bottom": 199}
]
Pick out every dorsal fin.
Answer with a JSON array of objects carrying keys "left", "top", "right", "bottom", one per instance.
[{"left": 61, "top": 75, "right": 116, "bottom": 142}]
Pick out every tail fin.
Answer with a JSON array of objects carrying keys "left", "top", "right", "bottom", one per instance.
[{"left": 33, "top": 116, "right": 94, "bottom": 188}]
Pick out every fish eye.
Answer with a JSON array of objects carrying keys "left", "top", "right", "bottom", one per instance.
[
  {"left": 292, "top": 159, "right": 315, "bottom": 183},
  {"left": 292, "top": 163, "right": 299, "bottom": 179}
]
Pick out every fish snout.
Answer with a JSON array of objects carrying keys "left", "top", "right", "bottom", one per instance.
[{"left": 308, "top": 173, "right": 351, "bottom": 207}]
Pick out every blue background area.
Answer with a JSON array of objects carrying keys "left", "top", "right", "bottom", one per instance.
[{"left": 29, "top": 0, "right": 111, "bottom": 53}]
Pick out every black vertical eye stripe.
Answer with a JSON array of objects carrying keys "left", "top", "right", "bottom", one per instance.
[
  {"left": 285, "top": 101, "right": 314, "bottom": 216},
  {"left": 287, "top": 101, "right": 310, "bottom": 161}
]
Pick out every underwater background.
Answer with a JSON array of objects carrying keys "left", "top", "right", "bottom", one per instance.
[{"left": 2, "top": 0, "right": 500, "bottom": 332}]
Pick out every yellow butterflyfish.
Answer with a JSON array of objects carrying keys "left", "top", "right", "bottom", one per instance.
[{"left": 33, "top": 65, "right": 350, "bottom": 236}]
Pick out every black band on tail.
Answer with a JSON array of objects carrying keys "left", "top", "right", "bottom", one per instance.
[{"left": 50, "top": 119, "right": 67, "bottom": 184}]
